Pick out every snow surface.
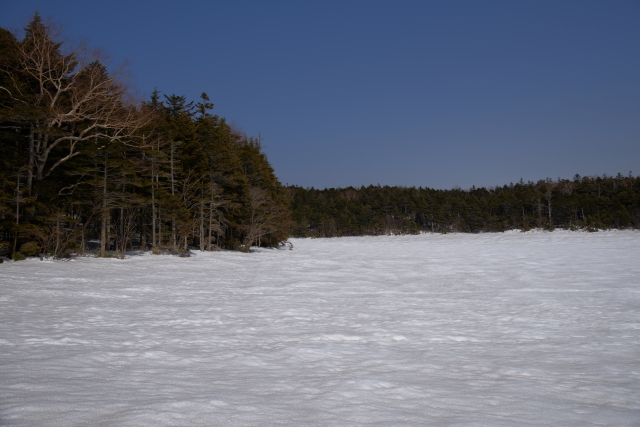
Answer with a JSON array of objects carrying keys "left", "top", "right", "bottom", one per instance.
[{"left": 1, "top": 231, "right": 640, "bottom": 426}]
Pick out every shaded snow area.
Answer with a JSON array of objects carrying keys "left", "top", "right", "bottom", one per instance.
[{"left": 2, "top": 231, "right": 640, "bottom": 426}]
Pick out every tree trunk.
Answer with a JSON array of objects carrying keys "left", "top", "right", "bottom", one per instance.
[
  {"left": 170, "top": 141, "right": 176, "bottom": 250},
  {"left": 199, "top": 198, "right": 205, "bottom": 251},
  {"left": 151, "top": 155, "right": 156, "bottom": 247},
  {"left": 100, "top": 154, "right": 108, "bottom": 257},
  {"left": 171, "top": 219, "right": 176, "bottom": 249},
  {"left": 12, "top": 174, "right": 20, "bottom": 256},
  {"left": 140, "top": 210, "right": 146, "bottom": 250},
  {"left": 27, "top": 123, "right": 35, "bottom": 195},
  {"left": 119, "top": 209, "right": 127, "bottom": 256},
  {"left": 35, "top": 133, "right": 48, "bottom": 181},
  {"left": 55, "top": 214, "right": 60, "bottom": 258},
  {"left": 15, "top": 171, "right": 20, "bottom": 226},
  {"left": 208, "top": 201, "right": 213, "bottom": 251},
  {"left": 537, "top": 198, "right": 542, "bottom": 226}
]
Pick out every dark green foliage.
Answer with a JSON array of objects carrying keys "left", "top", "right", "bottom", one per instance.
[
  {"left": 0, "top": 14, "right": 290, "bottom": 258},
  {"left": 289, "top": 175, "right": 640, "bottom": 237},
  {"left": 19, "top": 241, "right": 40, "bottom": 256}
]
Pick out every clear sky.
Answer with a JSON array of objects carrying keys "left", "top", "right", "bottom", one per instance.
[{"left": 1, "top": 0, "right": 639, "bottom": 189}]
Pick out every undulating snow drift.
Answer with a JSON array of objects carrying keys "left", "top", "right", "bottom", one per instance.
[{"left": 1, "top": 231, "right": 639, "bottom": 426}]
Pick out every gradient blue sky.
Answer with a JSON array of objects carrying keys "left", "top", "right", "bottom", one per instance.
[{"left": 1, "top": 0, "right": 639, "bottom": 189}]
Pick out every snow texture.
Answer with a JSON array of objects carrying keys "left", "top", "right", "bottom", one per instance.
[{"left": 1, "top": 231, "right": 639, "bottom": 426}]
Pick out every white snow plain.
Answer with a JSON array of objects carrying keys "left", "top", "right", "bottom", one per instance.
[{"left": 1, "top": 231, "right": 640, "bottom": 426}]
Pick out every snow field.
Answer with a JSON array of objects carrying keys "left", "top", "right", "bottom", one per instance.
[{"left": 1, "top": 230, "right": 639, "bottom": 426}]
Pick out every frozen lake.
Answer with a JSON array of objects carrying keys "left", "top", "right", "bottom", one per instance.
[{"left": 1, "top": 231, "right": 639, "bottom": 426}]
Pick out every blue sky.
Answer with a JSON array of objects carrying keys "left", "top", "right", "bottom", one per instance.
[{"left": 1, "top": 0, "right": 638, "bottom": 189}]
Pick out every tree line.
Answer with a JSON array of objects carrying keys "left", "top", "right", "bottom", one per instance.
[
  {"left": 289, "top": 174, "right": 640, "bottom": 237},
  {"left": 1, "top": 14, "right": 290, "bottom": 260},
  {"left": 2, "top": 14, "right": 639, "bottom": 261}
]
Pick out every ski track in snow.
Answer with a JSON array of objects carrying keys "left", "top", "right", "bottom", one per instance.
[{"left": 1, "top": 230, "right": 640, "bottom": 426}]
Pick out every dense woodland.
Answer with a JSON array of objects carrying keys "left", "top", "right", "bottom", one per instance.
[
  {"left": 1, "top": 14, "right": 639, "bottom": 261},
  {"left": 0, "top": 14, "right": 290, "bottom": 260},
  {"left": 289, "top": 174, "right": 640, "bottom": 237}
]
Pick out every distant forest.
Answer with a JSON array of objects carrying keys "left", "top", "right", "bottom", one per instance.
[
  {"left": 288, "top": 174, "right": 640, "bottom": 237},
  {"left": 1, "top": 14, "right": 639, "bottom": 260}
]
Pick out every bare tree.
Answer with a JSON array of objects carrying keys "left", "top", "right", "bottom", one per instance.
[
  {"left": 205, "top": 181, "right": 230, "bottom": 251},
  {"left": 241, "top": 186, "right": 287, "bottom": 251},
  {"left": 1, "top": 16, "right": 150, "bottom": 195}
]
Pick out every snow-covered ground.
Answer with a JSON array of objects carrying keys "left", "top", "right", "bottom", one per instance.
[{"left": 1, "top": 231, "right": 639, "bottom": 426}]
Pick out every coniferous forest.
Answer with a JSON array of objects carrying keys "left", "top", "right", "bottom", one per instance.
[
  {"left": 0, "top": 14, "right": 291, "bottom": 259},
  {"left": 1, "top": 14, "right": 639, "bottom": 260},
  {"left": 288, "top": 174, "right": 640, "bottom": 237}
]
